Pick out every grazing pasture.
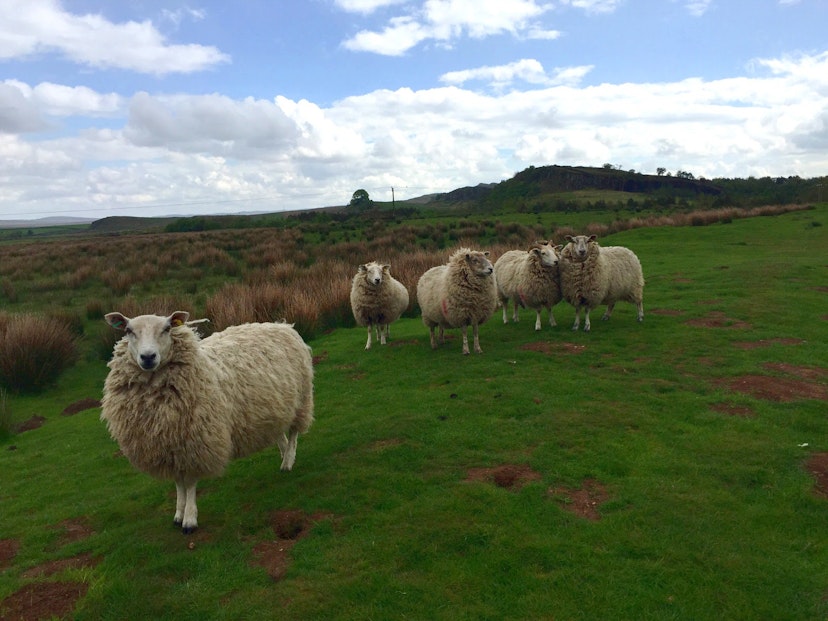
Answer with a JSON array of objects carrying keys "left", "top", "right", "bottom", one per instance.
[{"left": 0, "top": 204, "right": 827, "bottom": 620}]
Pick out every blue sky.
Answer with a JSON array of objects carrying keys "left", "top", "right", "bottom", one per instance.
[{"left": 1, "top": 0, "right": 826, "bottom": 220}]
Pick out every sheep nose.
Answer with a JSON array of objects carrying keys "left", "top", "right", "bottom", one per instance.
[{"left": 139, "top": 353, "right": 157, "bottom": 369}]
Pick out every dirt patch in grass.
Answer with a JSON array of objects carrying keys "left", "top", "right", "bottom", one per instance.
[
  {"left": 806, "top": 453, "right": 828, "bottom": 498},
  {"left": 50, "top": 518, "right": 95, "bottom": 550},
  {"left": 686, "top": 312, "right": 751, "bottom": 329},
  {"left": 0, "top": 517, "right": 97, "bottom": 621},
  {"left": 718, "top": 363, "right": 828, "bottom": 403},
  {"left": 22, "top": 552, "right": 101, "bottom": 579},
  {"left": 466, "top": 464, "right": 542, "bottom": 491},
  {"left": 14, "top": 416, "right": 46, "bottom": 433},
  {"left": 547, "top": 479, "right": 610, "bottom": 521},
  {"left": 251, "top": 510, "right": 330, "bottom": 581},
  {"left": 520, "top": 342, "right": 586, "bottom": 355},
  {"left": 649, "top": 308, "right": 684, "bottom": 316},
  {"left": 0, "top": 539, "right": 19, "bottom": 570},
  {"left": 61, "top": 398, "right": 101, "bottom": 416},
  {"left": 710, "top": 402, "right": 756, "bottom": 418},
  {"left": 0, "top": 581, "right": 89, "bottom": 621},
  {"left": 733, "top": 338, "right": 806, "bottom": 350},
  {"left": 311, "top": 350, "right": 328, "bottom": 365},
  {"left": 719, "top": 375, "right": 828, "bottom": 402}
]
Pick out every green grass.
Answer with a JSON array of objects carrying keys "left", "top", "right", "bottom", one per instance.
[{"left": 1, "top": 207, "right": 827, "bottom": 619}]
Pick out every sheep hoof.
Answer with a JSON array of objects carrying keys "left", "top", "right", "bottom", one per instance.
[
  {"left": 173, "top": 518, "right": 182, "bottom": 528},
  {"left": 182, "top": 525, "right": 198, "bottom": 535}
]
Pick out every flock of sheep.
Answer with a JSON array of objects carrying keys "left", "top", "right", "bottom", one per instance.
[{"left": 100, "top": 234, "right": 644, "bottom": 533}]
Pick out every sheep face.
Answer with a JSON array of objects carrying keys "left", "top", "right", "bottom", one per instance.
[
  {"left": 358, "top": 262, "right": 388, "bottom": 287},
  {"left": 565, "top": 235, "right": 597, "bottom": 261},
  {"left": 106, "top": 311, "right": 190, "bottom": 372},
  {"left": 531, "top": 242, "right": 560, "bottom": 268},
  {"left": 465, "top": 251, "right": 494, "bottom": 277}
]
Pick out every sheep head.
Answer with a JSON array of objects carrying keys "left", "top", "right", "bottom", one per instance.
[
  {"left": 463, "top": 250, "right": 494, "bottom": 277},
  {"left": 564, "top": 235, "right": 598, "bottom": 261},
  {"left": 358, "top": 262, "right": 387, "bottom": 286},
  {"left": 530, "top": 241, "right": 560, "bottom": 268},
  {"left": 106, "top": 311, "right": 190, "bottom": 372}
]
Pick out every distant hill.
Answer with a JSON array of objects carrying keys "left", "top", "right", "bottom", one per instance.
[{"left": 0, "top": 215, "right": 95, "bottom": 229}]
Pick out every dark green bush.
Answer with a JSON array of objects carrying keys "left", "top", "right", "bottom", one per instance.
[{"left": 0, "top": 313, "right": 78, "bottom": 393}]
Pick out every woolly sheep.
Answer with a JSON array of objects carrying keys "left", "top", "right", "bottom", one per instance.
[
  {"left": 416, "top": 248, "right": 497, "bottom": 355},
  {"left": 101, "top": 311, "right": 314, "bottom": 534},
  {"left": 350, "top": 261, "right": 410, "bottom": 350},
  {"left": 494, "top": 241, "right": 562, "bottom": 331},
  {"left": 559, "top": 234, "right": 645, "bottom": 332}
]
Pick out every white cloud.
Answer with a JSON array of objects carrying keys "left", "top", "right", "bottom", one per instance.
[
  {"left": 684, "top": 0, "right": 714, "bottom": 17},
  {"left": 2, "top": 50, "right": 827, "bottom": 219},
  {"left": 439, "top": 59, "right": 593, "bottom": 89},
  {"left": 4, "top": 80, "right": 123, "bottom": 118},
  {"left": 0, "top": 0, "right": 229, "bottom": 75},
  {"left": 343, "top": 0, "right": 551, "bottom": 55},
  {"left": 334, "top": 0, "right": 408, "bottom": 14},
  {"left": 558, "top": 0, "right": 624, "bottom": 14}
]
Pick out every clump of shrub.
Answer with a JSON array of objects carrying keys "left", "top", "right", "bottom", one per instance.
[{"left": 0, "top": 313, "right": 79, "bottom": 393}]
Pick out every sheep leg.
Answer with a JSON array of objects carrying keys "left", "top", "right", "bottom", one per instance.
[
  {"left": 461, "top": 325, "right": 470, "bottom": 355},
  {"left": 380, "top": 324, "right": 387, "bottom": 345},
  {"left": 636, "top": 301, "right": 644, "bottom": 322},
  {"left": 365, "top": 325, "right": 372, "bottom": 350},
  {"left": 174, "top": 479, "right": 199, "bottom": 534},
  {"left": 571, "top": 308, "right": 581, "bottom": 331},
  {"left": 280, "top": 429, "right": 298, "bottom": 471},
  {"left": 534, "top": 311, "right": 542, "bottom": 331},
  {"left": 472, "top": 323, "right": 483, "bottom": 354},
  {"left": 583, "top": 309, "right": 592, "bottom": 332},
  {"left": 438, "top": 326, "right": 445, "bottom": 345},
  {"left": 512, "top": 300, "right": 519, "bottom": 323},
  {"left": 501, "top": 302, "right": 509, "bottom": 324},
  {"left": 601, "top": 303, "right": 615, "bottom": 321},
  {"left": 429, "top": 326, "right": 438, "bottom": 349},
  {"left": 548, "top": 308, "right": 557, "bottom": 328}
]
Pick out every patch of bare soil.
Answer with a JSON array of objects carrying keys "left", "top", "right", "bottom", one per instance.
[
  {"left": 763, "top": 362, "right": 828, "bottom": 382},
  {"left": 547, "top": 479, "right": 610, "bottom": 521},
  {"left": 22, "top": 552, "right": 100, "bottom": 579},
  {"left": 311, "top": 350, "right": 328, "bottom": 365},
  {"left": 733, "top": 338, "right": 805, "bottom": 350},
  {"left": 719, "top": 375, "right": 828, "bottom": 402},
  {"left": 710, "top": 402, "right": 756, "bottom": 418},
  {"left": 805, "top": 453, "right": 828, "bottom": 498},
  {"left": 14, "top": 416, "right": 46, "bottom": 433},
  {"left": 0, "top": 517, "right": 97, "bottom": 621},
  {"left": 520, "top": 342, "right": 586, "bottom": 355},
  {"left": 61, "top": 398, "right": 101, "bottom": 416},
  {"left": 0, "top": 581, "right": 89, "bottom": 621},
  {"left": 685, "top": 311, "right": 751, "bottom": 329},
  {"left": 466, "top": 464, "right": 542, "bottom": 491},
  {"left": 50, "top": 518, "right": 95, "bottom": 550},
  {"left": 251, "top": 510, "right": 329, "bottom": 581},
  {"left": 0, "top": 539, "right": 19, "bottom": 570}
]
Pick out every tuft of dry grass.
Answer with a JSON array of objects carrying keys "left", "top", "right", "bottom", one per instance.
[{"left": 0, "top": 313, "right": 78, "bottom": 393}]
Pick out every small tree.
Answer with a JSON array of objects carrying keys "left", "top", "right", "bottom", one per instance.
[
  {"left": 349, "top": 189, "right": 371, "bottom": 210},
  {"left": 657, "top": 167, "right": 667, "bottom": 176}
]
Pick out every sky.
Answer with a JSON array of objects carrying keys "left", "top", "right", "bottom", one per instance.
[{"left": 0, "top": 0, "right": 826, "bottom": 221}]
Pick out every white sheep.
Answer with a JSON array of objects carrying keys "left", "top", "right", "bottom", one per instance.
[
  {"left": 101, "top": 311, "right": 314, "bottom": 534},
  {"left": 559, "top": 234, "right": 645, "bottom": 332},
  {"left": 350, "top": 261, "right": 410, "bottom": 350},
  {"left": 416, "top": 247, "right": 497, "bottom": 355},
  {"left": 494, "top": 241, "right": 562, "bottom": 331}
]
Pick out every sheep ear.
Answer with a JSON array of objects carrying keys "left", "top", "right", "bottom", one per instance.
[
  {"left": 483, "top": 251, "right": 490, "bottom": 257},
  {"left": 169, "top": 311, "right": 190, "bottom": 328},
  {"left": 105, "top": 312, "right": 129, "bottom": 331},
  {"left": 565, "top": 235, "right": 574, "bottom": 242},
  {"left": 588, "top": 235, "right": 597, "bottom": 242},
  {"left": 383, "top": 264, "right": 391, "bottom": 272},
  {"left": 358, "top": 264, "right": 367, "bottom": 273}
]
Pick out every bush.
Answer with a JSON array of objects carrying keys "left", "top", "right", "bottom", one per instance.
[{"left": 0, "top": 313, "right": 79, "bottom": 393}]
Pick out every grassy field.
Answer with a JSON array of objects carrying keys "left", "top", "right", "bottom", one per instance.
[{"left": 1, "top": 205, "right": 827, "bottom": 619}]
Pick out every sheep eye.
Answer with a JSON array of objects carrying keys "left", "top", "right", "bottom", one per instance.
[{"left": 125, "top": 327, "right": 134, "bottom": 336}]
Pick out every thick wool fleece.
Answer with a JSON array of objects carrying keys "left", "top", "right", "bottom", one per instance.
[
  {"left": 350, "top": 263, "right": 409, "bottom": 328},
  {"left": 417, "top": 248, "right": 497, "bottom": 330},
  {"left": 101, "top": 322, "right": 314, "bottom": 482},
  {"left": 495, "top": 244, "right": 561, "bottom": 311},
  {"left": 559, "top": 241, "right": 644, "bottom": 311}
]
